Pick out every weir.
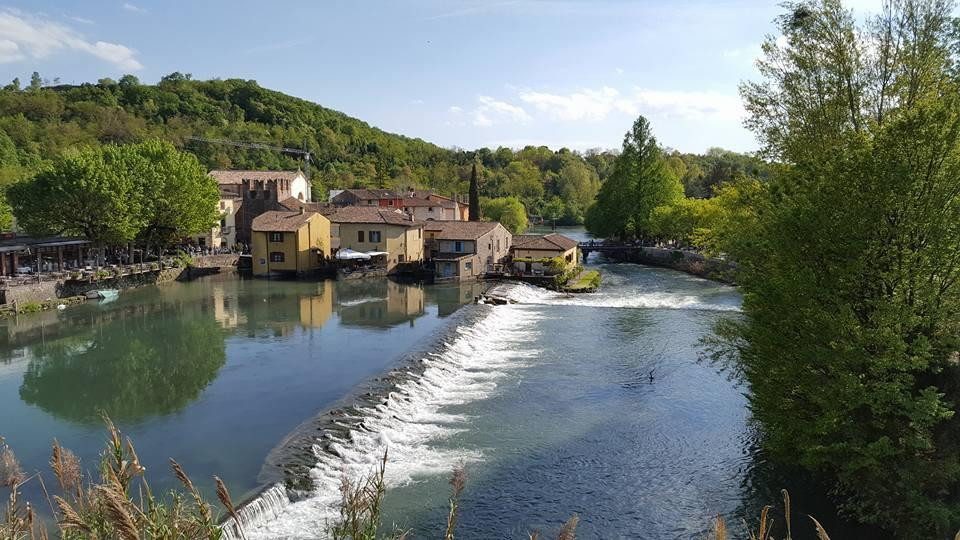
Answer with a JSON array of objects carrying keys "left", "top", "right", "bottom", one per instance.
[{"left": 220, "top": 294, "right": 542, "bottom": 539}]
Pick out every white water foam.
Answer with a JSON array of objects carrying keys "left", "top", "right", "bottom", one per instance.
[
  {"left": 234, "top": 304, "right": 541, "bottom": 539},
  {"left": 490, "top": 281, "right": 741, "bottom": 312}
]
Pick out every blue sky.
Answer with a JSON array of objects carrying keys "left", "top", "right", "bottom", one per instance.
[{"left": 0, "top": 0, "right": 883, "bottom": 154}]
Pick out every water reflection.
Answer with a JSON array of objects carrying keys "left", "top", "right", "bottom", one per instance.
[
  {"left": 19, "top": 314, "right": 227, "bottom": 424},
  {"left": 337, "top": 280, "right": 425, "bottom": 328}
]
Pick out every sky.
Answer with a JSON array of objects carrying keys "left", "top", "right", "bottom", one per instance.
[{"left": 0, "top": 0, "right": 886, "bottom": 154}]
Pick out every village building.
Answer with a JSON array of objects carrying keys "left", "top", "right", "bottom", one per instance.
[
  {"left": 510, "top": 233, "right": 580, "bottom": 272},
  {"left": 191, "top": 197, "right": 239, "bottom": 249},
  {"left": 250, "top": 209, "right": 331, "bottom": 277},
  {"left": 331, "top": 207, "right": 424, "bottom": 273},
  {"left": 425, "top": 221, "right": 512, "bottom": 281},
  {"left": 329, "top": 189, "right": 405, "bottom": 209},
  {"left": 400, "top": 196, "right": 461, "bottom": 221},
  {"left": 209, "top": 170, "right": 313, "bottom": 245},
  {"left": 406, "top": 189, "right": 468, "bottom": 220}
]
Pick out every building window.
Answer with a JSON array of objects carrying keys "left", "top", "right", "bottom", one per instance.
[
  {"left": 398, "top": 254, "right": 405, "bottom": 263},
  {"left": 249, "top": 190, "right": 257, "bottom": 199},
  {"left": 454, "top": 241, "right": 463, "bottom": 252},
  {"left": 270, "top": 252, "right": 285, "bottom": 262},
  {"left": 387, "top": 200, "right": 393, "bottom": 206},
  {"left": 220, "top": 201, "right": 226, "bottom": 209},
  {"left": 269, "top": 232, "right": 283, "bottom": 242},
  {"left": 220, "top": 218, "right": 226, "bottom": 227},
  {"left": 465, "top": 261, "right": 473, "bottom": 271},
  {"left": 369, "top": 231, "right": 382, "bottom": 243},
  {"left": 358, "top": 230, "right": 365, "bottom": 242},
  {"left": 428, "top": 207, "right": 434, "bottom": 211}
]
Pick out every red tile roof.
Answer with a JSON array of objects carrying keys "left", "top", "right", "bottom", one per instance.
[
  {"left": 251, "top": 210, "right": 323, "bottom": 232},
  {"left": 330, "top": 206, "right": 422, "bottom": 227},
  {"left": 511, "top": 233, "right": 578, "bottom": 251},
  {"left": 424, "top": 220, "right": 504, "bottom": 240},
  {"left": 209, "top": 170, "right": 303, "bottom": 185}
]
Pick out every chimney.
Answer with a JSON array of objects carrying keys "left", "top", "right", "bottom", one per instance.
[{"left": 299, "top": 206, "right": 305, "bottom": 215}]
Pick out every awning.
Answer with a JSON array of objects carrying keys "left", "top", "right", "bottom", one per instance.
[{"left": 336, "top": 248, "right": 371, "bottom": 260}]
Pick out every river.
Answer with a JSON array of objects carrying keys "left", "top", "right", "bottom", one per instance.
[{"left": 0, "top": 231, "right": 862, "bottom": 539}]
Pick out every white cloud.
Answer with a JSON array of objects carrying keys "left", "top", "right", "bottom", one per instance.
[
  {"left": 615, "top": 67, "right": 624, "bottom": 75},
  {"left": 122, "top": 3, "right": 146, "bottom": 13},
  {"left": 69, "top": 16, "right": 94, "bottom": 24},
  {"left": 0, "top": 8, "right": 142, "bottom": 69},
  {"left": 519, "top": 86, "right": 635, "bottom": 121},
  {"left": 472, "top": 95, "right": 531, "bottom": 126},
  {"left": 517, "top": 86, "right": 742, "bottom": 122},
  {"left": 411, "top": 98, "right": 424, "bottom": 105},
  {"left": 0, "top": 39, "right": 23, "bottom": 63},
  {"left": 447, "top": 105, "right": 463, "bottom": 114}
]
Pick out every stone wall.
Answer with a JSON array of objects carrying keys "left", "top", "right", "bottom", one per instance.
[
  {"left": 0, "top": 267, "right": 186, "bottom": 305},
  {"left": 603, "top": 247, "right": 736, "bottom": 284},
  {"left": 190, "top": 254, "right": 239, "bottom": 268}
]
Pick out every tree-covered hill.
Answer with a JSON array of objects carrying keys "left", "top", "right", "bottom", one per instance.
[{"left": 0, "top": 72, "right": 763, "bottom": 225}]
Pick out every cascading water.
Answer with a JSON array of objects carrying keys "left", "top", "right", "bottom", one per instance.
[
  {"left": 224, "top": 300, "right": 541, "bottom": 539},
  {"left": 222, "top": 272, "right": 749, "bottom": 539}
]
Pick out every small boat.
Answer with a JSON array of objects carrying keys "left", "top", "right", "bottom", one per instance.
[{"left": 95, "top": 289, "right": 119, "bottom": 300}]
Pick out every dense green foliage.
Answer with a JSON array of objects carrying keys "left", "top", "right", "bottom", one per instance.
[
  {"left": 7, "top": 140, "right": 218, "bottom": 248},
  {"left": 585, "top": 115, "right": 684, "bottom": 239},
  {"left": 0, "top": 76, "right": 621, "bottom": 226},
  {"left": 712, "top": 1, "right": 960, "bottom": 536},
  {"left": 481, "top": 197, "right": 529, "bottom": 234}
]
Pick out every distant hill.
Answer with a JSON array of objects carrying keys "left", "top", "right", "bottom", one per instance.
[
  {"left": 0, "top": 74, "right": 465, "bottom": 193},
  {"left": 0, "top": 73, "right": 762, "bottom": 224}
]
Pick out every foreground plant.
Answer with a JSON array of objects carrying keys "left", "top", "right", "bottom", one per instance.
[{"left": 2, "top": 417, "right": 240, "bottom": 540}]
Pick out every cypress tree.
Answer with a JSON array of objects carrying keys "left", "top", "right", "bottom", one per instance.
[{"left": 469, "top": 162, "right": 480, "bottom": 221}]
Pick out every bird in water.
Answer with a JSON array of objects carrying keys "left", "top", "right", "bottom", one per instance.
[{"left": 648, "top": 369, "right": 655, "bottom": 383}]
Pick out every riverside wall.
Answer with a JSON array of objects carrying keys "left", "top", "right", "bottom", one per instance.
[
  {"left": 0, "top": 254, "right": 242, "bottom": 305},
  {"left": 602, "top": 247, "right": 736, "bottom": 284}
]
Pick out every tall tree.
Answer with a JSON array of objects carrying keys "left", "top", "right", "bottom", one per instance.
[
  {"left": 469, "top": 161, "right": 480, "bottom": 221},
  {"left": 719, "top": 1, "right": 960, "bottom": 536},
  {"left": 585, "top": 114, "right": 681, "bottom": 240}
]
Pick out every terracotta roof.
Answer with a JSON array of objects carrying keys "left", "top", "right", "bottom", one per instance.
[
  {"left": 330, "top": 206, "right": 422, "bottom": 227},
  {"left": 511, "top": 233, "right": 578, "bottom": 251},
  {"left": 209, "top": 170, "right": 303, "bottom": 185},
  {"left": 424, "top": 220, "right": 503, "bottom": 240},
  {"left": 335, "top": 189, "right": 399, "bottom": 200},
  {"left": 401, "top": 197, "right": 456, "bottom": 208},
  {"left": 278, "top": 197, "right": 337, "bottom": 216},
  {"left": 251, "top": 210, "right": 322, "bottom": 232}
]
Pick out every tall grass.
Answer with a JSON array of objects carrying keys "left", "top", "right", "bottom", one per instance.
[{"left": 5, "top": 419, "right": 915, "bottom": 540}]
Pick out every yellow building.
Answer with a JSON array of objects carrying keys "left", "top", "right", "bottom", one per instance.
[
  {"left": 251, "top": 209, "right": 331, "bottom": 277},
  {"left": 331, "top": 207, "right": 424, "bottom": 272}
]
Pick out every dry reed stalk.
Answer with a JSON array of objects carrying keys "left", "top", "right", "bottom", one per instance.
[
  {"left": 809, "top": 516, "right": 831, "bottom": 540},
  {"left": 215, "top": 475, "right": 246, "bottom": 540},
  {"left": 711, "top": 515, "right": 727, "bottom": 540},
  {"left": 782, "top": 489, "right": 791, "bottom": 540},
  {"left": 558, "top": 514, "right": 579, "bottom": 540},
  {"left": 444, "top": 464, "right": 467, "bottom": 540},
  {"left": 0, "top": 439, "right": 24, "bottom": 488},
  {"left": 53, "top": 495, "right": 90, "bottom": 534},
  {"left": 97, "top": 484, "right": 139, "bottom": 540}
]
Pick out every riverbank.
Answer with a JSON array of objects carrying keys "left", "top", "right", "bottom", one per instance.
[
  {"left": 592, "top": 245, "right": 736, "bottom": 284},
  {"left": 0, "top": 254, "right": 239, "bottom": 313}
]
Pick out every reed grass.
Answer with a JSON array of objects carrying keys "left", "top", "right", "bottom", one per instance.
[{"left": 10, "top": 420, "right": 952, "bottom": 540}]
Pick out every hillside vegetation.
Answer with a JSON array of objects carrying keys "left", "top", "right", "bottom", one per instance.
[{"left": 0, "top": 73, "right": 763, "bottom": 227}]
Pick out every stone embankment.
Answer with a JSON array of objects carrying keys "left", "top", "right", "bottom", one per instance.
[
  {"left": 602, "top": 247, "right": 736, "bottom": 284},
  {"left": 0, "top": 254, "right": 240, "bottom": 306}
]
